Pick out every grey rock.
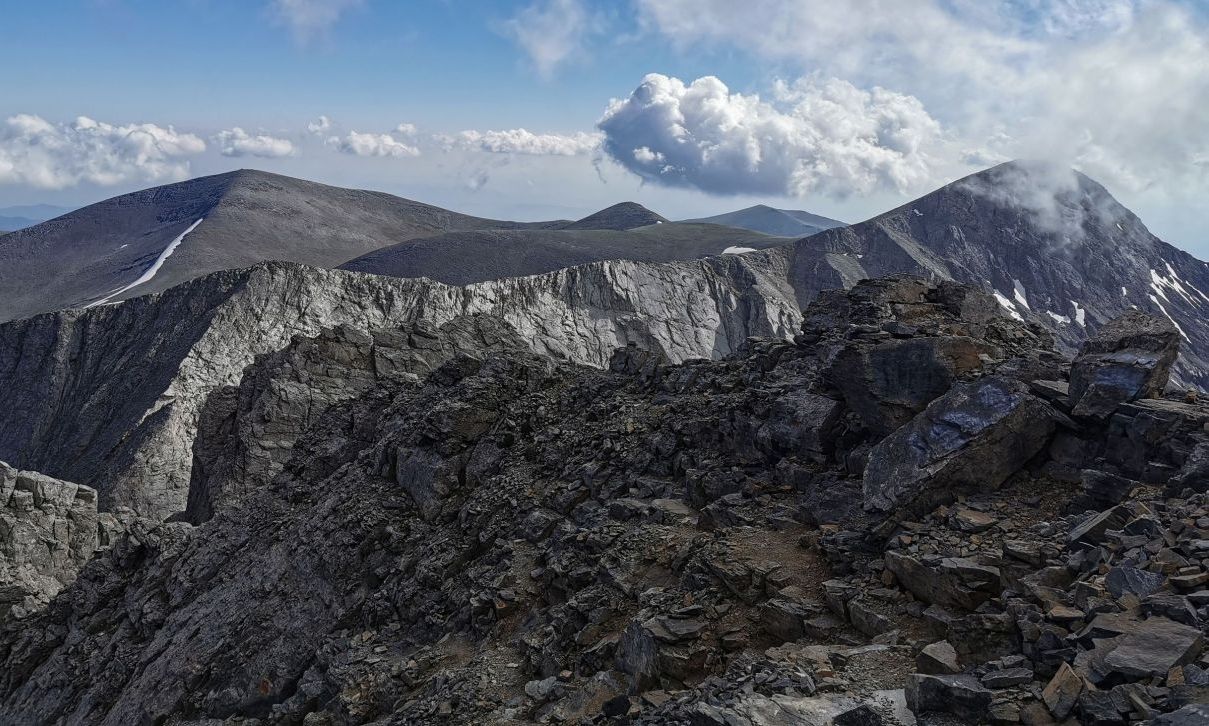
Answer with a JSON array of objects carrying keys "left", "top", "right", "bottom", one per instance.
[
  {"left": 980, "top": 667, "right": 1034, "bottom": 688},
  {"left": 1100, "top": 616, "right": 1204, "bottom": 679},
  {"left": 1105, "top": 565, "right": 1166, "bottom": 599},
  {"left": 1154, "top": 704, "right": 1209, "bottom": 726},
  {"left": 905, "top": 673, "right": 992, "bottom": 721},
  {"left": 1069, "top": 310, "right": 1180, "bottom": 418},
  {"left": 863, "top": 377, "right": 1057, "bottom": 514},
  {"left": 916, "top": 641, "right": 960, "bottom": 675}
]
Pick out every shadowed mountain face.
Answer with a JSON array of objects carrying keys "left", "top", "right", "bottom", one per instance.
[
  {"left": 782, "top": 161, "right": 1209, "bottom": 387},
  {"left": 685, "top": 204, "right": 846, "bottom": 237},
  {"left": 338, "top": 222, "right": 783, "bottom": 284},
  {"left": 0, "top": 170, "right": 561, "bottom": 323}
]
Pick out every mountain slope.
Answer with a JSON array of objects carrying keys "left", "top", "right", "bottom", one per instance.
[
  {"left": 0, "top": 170, "right": 560, "bottom": 323},
  {"left": 337, "top": 222, "right": 784, "bottom": 284},
  {"left": 782, "top": 161, "right": 1209, "bottom": 387},
  {"left": 686, "top": 204, "right": 846, "bottom": 237}
]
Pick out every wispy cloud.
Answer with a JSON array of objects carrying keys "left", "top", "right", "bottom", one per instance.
[
  {"left": 498, "top": 0, "right": 600, "bottom": 77},
  {"left": 269, "top": 0, "right": 362, "bottom": 42},
  {"left": 0, "top": 114, "right": 205, "bottom": 189}
]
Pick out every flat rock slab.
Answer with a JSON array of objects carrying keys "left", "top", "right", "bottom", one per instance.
[{"left": 863, "top": 376, "right": 1056, "bottom": 514}]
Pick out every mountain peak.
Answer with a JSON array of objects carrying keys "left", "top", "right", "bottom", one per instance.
[
  {"left": 563, "top": 201, "right": 668, "bottom": 231},
  {"left": 684, "top": 205, "right": 845, "bottom": 237}
]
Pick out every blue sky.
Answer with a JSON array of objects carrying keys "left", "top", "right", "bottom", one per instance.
[{"left": 2, "top": 1, "right": 1207, "bottom": 253}]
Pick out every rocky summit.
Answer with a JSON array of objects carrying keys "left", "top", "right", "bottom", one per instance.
[{"left": 2, "top": 275, "right": 1207, "bottom": 725}]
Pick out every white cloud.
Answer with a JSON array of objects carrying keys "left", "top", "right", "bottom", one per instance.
[
  {"left": 214, "top": 127, "right": 296, "bottom": 158},
  {"left": 270, "top": 0, "right": 361, "bottom": 41},
  {"left": 395, "top": 123, "right": 418, "bottom": 137},
  {"left": 440, "top": 128, "right": 601, "bottom": 156},
  {"left": 499, "top": 0, "right": 598, "bottom": 77},
  {"left": 307, "top": 115, "right": 332, "bottom": 135},
  {"left": 326, "top": 129, "right": 420, "bottom": 158},
  {"left": 0, "top": 114, "right": 205, "bottom": 190},
  {"left": 597, "top": 74, "right": 943, "bottom": 197},
  {"left": 633, "top": 0, "right": 1209, "bottom": 208}
]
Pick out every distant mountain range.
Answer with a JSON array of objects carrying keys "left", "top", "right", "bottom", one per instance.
[
  {"left": 684, "top": 204, "right": 846, "bottom": 237},
  {"left": 2, "top": 161, "right": 1208, "bottom": 391},
  {"left": 0, "top": 173, "right": 789, "bottom": 321},
  {"left": 0, "top": 204, "right": 71, "bottom": 232}
]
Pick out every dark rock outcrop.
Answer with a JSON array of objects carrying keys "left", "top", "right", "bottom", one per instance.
[{"left": 1069, "top": 309, "right": 1180, "bottom": 417}]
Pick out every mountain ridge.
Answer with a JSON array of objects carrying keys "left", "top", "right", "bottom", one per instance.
[{"left": 0, "top": 169, "right": 564, "bottom": 322}]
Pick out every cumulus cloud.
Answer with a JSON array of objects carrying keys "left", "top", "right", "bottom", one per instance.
[
  {"left": 214, "top": 127, "right": 296, "bottom": 158},
  {"left": 499, "top": 0, "right": 599, "bottom": 77},
  {"left": 270, "top": 0, "right": 361, "bottom": 41},
  {"left": 326, "top": 129, "right": 420, "bottom": 158},
  {"left": 634, "top": 0, "right": 1209, "bottom": 204},
  {"left": 440, "top": 128, "right": 601, "bottom": 156},
  {"left": 597, "top": 74, "right": 943, "bottom": 197},
  {"left": 0, "top": 114, "right": 205, "bottom": 190},
  {"left": 307, "top": 115, "right": 332, "bottom": 135}
]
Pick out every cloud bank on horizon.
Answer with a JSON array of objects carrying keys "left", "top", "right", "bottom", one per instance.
[{"left": 0, "top": 0, "right": 1207, "bottom": 249}]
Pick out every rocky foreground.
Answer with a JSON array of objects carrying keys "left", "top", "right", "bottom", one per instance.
[{"left": 1, "top": 276, "right": 1208, "bottom": 725}]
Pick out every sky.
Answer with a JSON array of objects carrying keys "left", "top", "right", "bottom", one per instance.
[{"left": 1, "top": 0, "right": 1207, "bottom": 253}]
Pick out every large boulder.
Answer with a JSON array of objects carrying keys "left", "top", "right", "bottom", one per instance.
[
  {"left": 0, "top": 461, "right": 109, "bottom": 620},
  {"left": 863, "top": 376, "right": 1057, "bottom": 513},
  {"left": 1069, "top": 310, "right": 1180, "bottom": 418},
  {"left": 905, "top": 673, "right": 992, "bottom": 721}
]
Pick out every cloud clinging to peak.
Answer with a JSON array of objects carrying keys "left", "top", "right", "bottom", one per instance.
[
  {"left": 597, "top": 74, "right": 943, "bottom": 197},
  {"left": 0, "top": 114, "right": 205, "bottom": 189},
  {"left": 214, "top": 128, "right": 296, "bottom": 158}
]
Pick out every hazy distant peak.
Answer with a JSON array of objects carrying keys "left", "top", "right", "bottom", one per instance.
[{"left": 563, "top": 201, "right": 669, "bottom": 231}]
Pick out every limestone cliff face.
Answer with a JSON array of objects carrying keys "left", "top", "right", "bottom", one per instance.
[{"left": 0, "top": 254, "right": 799, "bottom": 520}]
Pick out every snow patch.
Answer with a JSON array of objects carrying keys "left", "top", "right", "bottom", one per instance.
[
  {"left": 1149, "top": 294, "right": 1189, "bottom": 340},
  {"left": 1121, "top": 286, "right": 1127, "bottom": 297},
  {"left": 86, "top": 218, "right": 204, "bottom": 308},
  {"left": 992, "top": 290, "right": 1024, "bottom": 322},
  {"left": 912, "top": 209, "right": 923, "bottom": 217},
  {"left": 1046, "top": 311, "right": 1071, "bottom": 324},
  {"left": 722, "top": 246, "right": 757, "bottom": 255},
  {"left": 1071, "top": 300, "right": 1086, "bottom": 327},
  {"left": 1150, "top": 266, "right": 1200, "bottom": 306},
  {"left": 1012, "top": 279, "right": 1030, "bottom": 309}
]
